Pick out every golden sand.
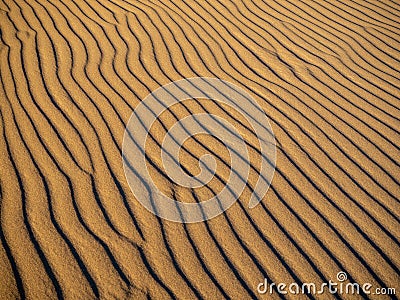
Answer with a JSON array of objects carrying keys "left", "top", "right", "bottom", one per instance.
[{"left": 0, "top": 0, "right": 399, "bottom": 299}]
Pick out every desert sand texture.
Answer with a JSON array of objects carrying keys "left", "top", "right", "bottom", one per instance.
[{"left": 0, "top": 0, "right": 399, "bottom": 299}]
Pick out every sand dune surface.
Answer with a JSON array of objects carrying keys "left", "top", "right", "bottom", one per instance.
[{"left": 0, "top": 0, "right": 399, "bottom": 299}]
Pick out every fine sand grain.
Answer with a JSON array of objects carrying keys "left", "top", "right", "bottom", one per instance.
[{"left": 0, "top": 0, "right": 399, "bottom": 299}]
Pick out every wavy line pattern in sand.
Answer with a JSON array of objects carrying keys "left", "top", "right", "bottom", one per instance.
[{"left": 0, "top": 0, "right": 399, "bottom": 299}]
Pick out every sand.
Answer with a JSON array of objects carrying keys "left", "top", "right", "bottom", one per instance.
[{"left": 0, "top": 0, "right": 399, "bottom": 299}]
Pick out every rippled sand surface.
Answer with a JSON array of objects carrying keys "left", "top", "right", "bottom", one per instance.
[{"left": 0, "top": 0, "right": 399, "bottom": 299}]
